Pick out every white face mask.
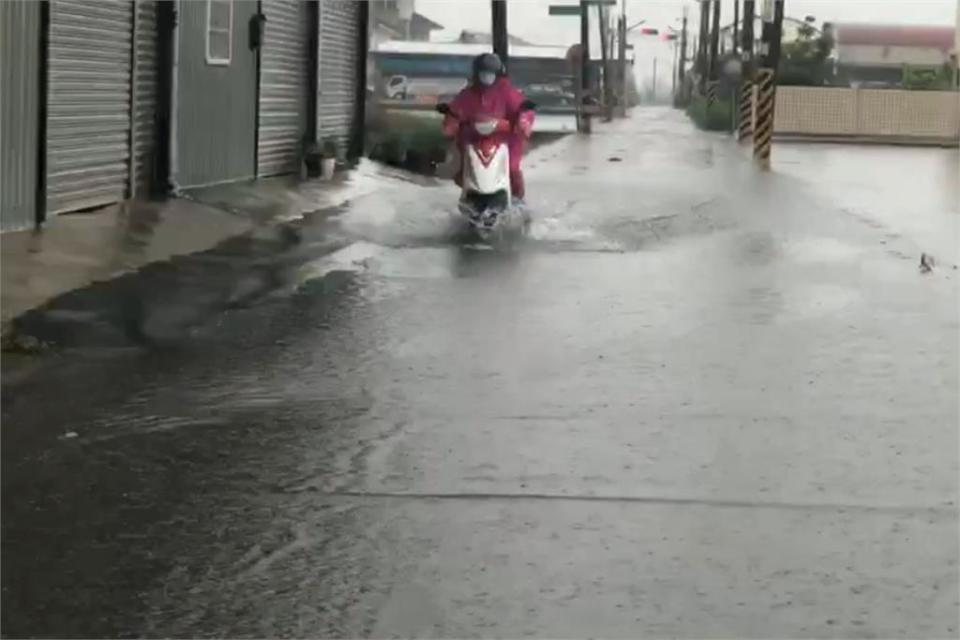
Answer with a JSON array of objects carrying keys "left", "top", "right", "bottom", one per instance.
[{"left": 478, "top": 71, "right": 496, "bottom": 87}]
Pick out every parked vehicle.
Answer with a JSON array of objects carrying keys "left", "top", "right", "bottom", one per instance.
[{"left": 385, "top": 75, "right": 468, "bottom": 101}]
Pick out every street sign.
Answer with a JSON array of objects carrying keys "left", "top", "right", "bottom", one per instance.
[{"left": 549, "top": 0, "right": 614, "bottom": 14}]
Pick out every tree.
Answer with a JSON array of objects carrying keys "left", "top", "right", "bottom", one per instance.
[{"left": 777, "top": 25, "right": 833, "bottom": 86}]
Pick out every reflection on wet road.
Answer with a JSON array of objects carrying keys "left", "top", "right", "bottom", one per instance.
[{"left": 2, "top": 109, "right": 958, "bottom": 638}]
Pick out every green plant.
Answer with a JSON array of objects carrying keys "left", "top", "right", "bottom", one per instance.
[
  {"left": 301, "top": 137, "right": 322, "bottom": 176},
  {"left": 902, "top": 64, "right": 955, "bottom": 90},
  {"left": 777, "top": 26, "right": 834, "bottom": 86},
  {"left": 366, "top": 112, "right": 449, "bottom": 173},
  {"left": 319, "top": 138, "right": 339, "bottom": 159},
  {"left": 686, "top": 94, "right": 733, "bottom": 132}
]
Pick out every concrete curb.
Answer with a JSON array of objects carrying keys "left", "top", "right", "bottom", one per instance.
[
  {"left": 0, "top": 162, "right": 403, "bottom": 339},
  {"left": 773, "top": 133, "right": 960, "bottom": 148}
]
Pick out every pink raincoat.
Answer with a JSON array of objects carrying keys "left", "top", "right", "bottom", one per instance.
[{"left": 441, "top": 76, "right": 535, "bottom": 198}]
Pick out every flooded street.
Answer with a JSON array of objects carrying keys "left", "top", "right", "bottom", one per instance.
[{"left": 2, "top": 108, "right": 958, "bottom": 638}]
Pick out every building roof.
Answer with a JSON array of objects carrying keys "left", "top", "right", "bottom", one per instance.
[
  {"left": 373, "top": 40, "right": 573, "bottom": 60},
  {"left": 373, "top": 9, "right": 443, "bottom": 35},
  {"left": 832, "top": 23, "right": 954, "bottom": 50},
  {"left": 410, "top": 12, "right": 443, "bottom": 32},
  {"left": 453, "top": 30, "right": 535, "bottom": 46},
  {"left": 719, "top": 16, "right": 821, "bottom": 36}
]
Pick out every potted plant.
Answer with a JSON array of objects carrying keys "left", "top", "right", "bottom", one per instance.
[
  {"left": 319, "top": 138, "right": 338, "bottom": 180},
  {"left": 302, "top": 138, "right": 321, "bottom": 178}
]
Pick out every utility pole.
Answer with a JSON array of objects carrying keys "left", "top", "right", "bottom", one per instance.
[
  {"left": 733, "top": 0, "right": 740, "bottom": 54},
  {"left": 678, "top": 8, "right": 688, "bottom": 85},
  {"left": 737, "top": 0, "right": 756, "bottom": 142},
  {"left": 599, "top": 3, "right": 613, "bottom": 120},
  {"left": 707, "top": 0, "right": 721, "bottom": 105},
  {"left": 617, "top": 11, "right": 627, "bottom": 116},
  {"left": 671, "top": 41, "right": 678, "bottom": 95},
  {"left": 491, "top": 0, "right": 509, "bottom": 70},
  {"left": 743, "top": 0, "right": 755, "bottom": 59},
  {"left": 767, "top": 0, "right": 784, "bottom": 74},
  {"left": 708, "top": 0, "right": 721, "bottom": 82},
  {"left": 753, "top": 0, "right": 784, "bottom": 168},
  {"left": 678, "top": 7, "right": 688, "bottom": 90},
  {"left": 650, "top": 57, "right": 656, "bottom": 99},
  {"left": 579, "top": 0, "right": 592, "bottom": 132},
  {"left": 697, "top": 0, "right": 709, "bottom": 92}
]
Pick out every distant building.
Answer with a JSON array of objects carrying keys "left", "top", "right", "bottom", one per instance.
[
  {"left": 719, "top": 16, "right": 821, "bottom": 54},
  {"left": 369, "top": 0, "right": 443, "bottom": 48},
  {"left": 452, "top": 30, "right": 535, "bottom": 46},
  {"left": 829, "top": 23, "right": 955, "bottom": 86}
]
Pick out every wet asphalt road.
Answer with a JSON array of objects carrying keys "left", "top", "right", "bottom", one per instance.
[{"left": 2, "top": 109, "right": 958, "bottom": 638}]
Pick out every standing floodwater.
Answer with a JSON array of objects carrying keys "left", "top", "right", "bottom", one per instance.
[{"left": 2, "top": 109, "right": 958, "bottom": 638}]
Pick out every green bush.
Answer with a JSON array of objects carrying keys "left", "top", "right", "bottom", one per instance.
[
  {"left": 366, "top": 112, "right": 449, "bottom": 173},
  {"left": 686, "top": 94, "right": 733, "bottom": 132},
  {"left": 902, "top": 64, "right": 955, "bottom": 90}
]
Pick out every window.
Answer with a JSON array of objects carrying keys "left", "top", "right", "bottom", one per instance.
[{"left": 206, "top": 0, "right": 233, "bottom": 65}]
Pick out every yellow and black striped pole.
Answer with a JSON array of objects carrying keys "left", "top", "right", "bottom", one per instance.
[
  {"left": 706, "top": 80, "right": 719, "bottom": 107},
  {"left": 737, "top": 77, "right": 754, "bottom": 142},
  {"left": 752, "top": 67, "right": 775, "bottom": 168}
]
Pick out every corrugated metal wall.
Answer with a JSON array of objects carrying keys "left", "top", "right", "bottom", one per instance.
[
  {"left": 257, "top": 0, "right": 311, "bottom": 177},
  {"left": 0, "top": 1, "right": 41, "bottom": 231},
  {"left": 318, "top": 0, "right": 361, "bottom": 156},
  {"left": 132, "top": 0, "right": 159, "bottom": 195},
  {"left": 175, "top": 0, "right": 258, "bottom": 188},
  {"left": 46, "top": 0, "right": 133, "bottom": 215}
]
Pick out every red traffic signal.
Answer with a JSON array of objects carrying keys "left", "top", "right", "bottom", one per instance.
[{"left": 639, "top": 27, "right": 659, "bottom": 36}]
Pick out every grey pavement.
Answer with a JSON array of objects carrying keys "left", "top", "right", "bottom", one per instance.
[
  {"left": 2, "top": 107, "right": 958, "bottom": 638},
  {"left": 0, "top": 169, "right": 391, "bottom": 326}
]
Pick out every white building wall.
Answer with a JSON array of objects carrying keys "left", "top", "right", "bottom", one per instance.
[{"left": 837, "top": 44, "right": 950, "bottom": 68}]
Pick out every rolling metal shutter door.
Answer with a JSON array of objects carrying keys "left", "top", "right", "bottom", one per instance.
[
  {"left": 47, "top": 0, "right": 133, "bottom": 214},
  {"left": 132, "top": 0, "right": 158, "bottom": 195},
  {"left": 258, "top": 0, "right": 310, "bottom": 177},
  {"left": 1, "top": 1, "right": 41, "bottom": 231},
  {"left": 318, "top": 0, "right": 360, "bottom": 154}
]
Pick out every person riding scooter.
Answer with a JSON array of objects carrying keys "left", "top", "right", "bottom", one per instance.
[{"left": 441, "top": 53, "right": 535, "bottom": 200}]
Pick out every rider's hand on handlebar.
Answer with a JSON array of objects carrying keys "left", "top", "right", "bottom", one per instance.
[
  {"left": 515, "top": 111, "right": 535, "bottom": 138},
  {"left": 441, "top": 115, "right": 460, "bottom": 138}
]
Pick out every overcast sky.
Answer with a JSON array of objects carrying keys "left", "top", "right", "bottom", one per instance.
[{"left": 418, "top": 1, "right": 958, "bottom": 46}]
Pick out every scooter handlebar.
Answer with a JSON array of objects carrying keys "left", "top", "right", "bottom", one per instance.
[
  {"left": 437, "top": 99, "right": 535, "bottom": 118},
  {"left": 438, "top": 101, "right": 533, "bottom": 137}
]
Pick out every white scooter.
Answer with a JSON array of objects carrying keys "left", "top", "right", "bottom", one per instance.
[{"left": 436, "top": 101, "right": 536, "bottom": 243}]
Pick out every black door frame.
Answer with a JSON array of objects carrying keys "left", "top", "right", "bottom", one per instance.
[
  {"left": 155, "top": 0, "right": 175, "bottom": 196},
  {"left": 34, "top": 0, "right": 49, "bottom": 226},
  {"left": 349, "top": 0, "right": 369, "bottom": 161}
]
